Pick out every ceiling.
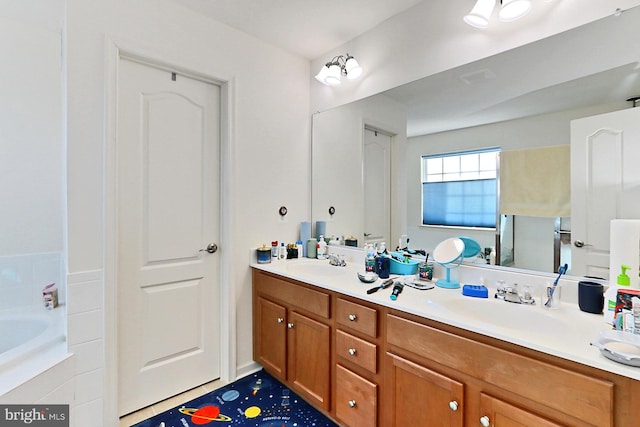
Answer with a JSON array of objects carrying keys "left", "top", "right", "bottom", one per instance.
[
  {"left": 170, "top": 0, "right": 640, "bottom": 137},
  {"left": 170, "top": 0, "right": 424, "bottom": 59}
]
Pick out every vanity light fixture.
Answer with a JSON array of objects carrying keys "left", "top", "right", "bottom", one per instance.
[
  {"left": 315, "top": 54, "right": 363, "bottom": 86},
  {"left": 464, "top": 0, "right": 537, "bottom": 29}
]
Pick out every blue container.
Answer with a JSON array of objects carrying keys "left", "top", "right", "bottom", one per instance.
[
  {"left": 375, "top": 256, "right": 390, "bottom": 279},
  {"left": 389, "top": 252, "right": 420, "bottom": 275}
]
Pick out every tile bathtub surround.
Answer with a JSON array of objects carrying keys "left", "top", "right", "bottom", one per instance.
[{"left": 0, "top": 252, "right": 64, "bottom": 311}]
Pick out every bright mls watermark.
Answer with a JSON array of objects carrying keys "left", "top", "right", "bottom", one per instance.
[{"left": 0, "top": 405, "right": 68, "bottom": 426}]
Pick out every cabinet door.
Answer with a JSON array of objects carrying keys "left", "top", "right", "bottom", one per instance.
[
  {"left": 336, "top": 364, "right": 377, "bottom": 427},
  {"left": 387, "top": 353, "right": 463, "bottom": 427},
  {"left": 288, "top": 311, "right": 331, "bottom": 411},
  {"left": 479, "top": 393, "right": 564, "bottom": 427},
  {"left": 255, "top": 297, "right": 287, "bottom": 381}
]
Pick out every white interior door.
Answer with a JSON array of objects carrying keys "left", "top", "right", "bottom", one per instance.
[
  {"left": 117, "top": 58, "right": 221, "bottom": 415},
  {"left": 363, "top": 127, "right": 391, "bottom": 246},
  {"left": 570, "top": 106, "right": 640, "bottom": 279}
]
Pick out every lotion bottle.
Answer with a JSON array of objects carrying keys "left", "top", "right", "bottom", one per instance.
[
  {"left": 296, "top": 241, "right": 304, "bottom": 259},
  {"left": 604, "top": 264, "right": 631, "bottom": 326}
]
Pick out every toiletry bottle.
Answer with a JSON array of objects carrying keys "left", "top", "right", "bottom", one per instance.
[
  {"left": 633, "top": 297, "right": 640, "bottom": 334},
  {"left": 279, "top": 242, "right": 287, "bottom": 260},
  {"left": 378, "top": 242, "right": 387, "bottom": 255},
  {"left": 604, "top": 264, "right": 631, "bottom": 326},
  {"left": 296, "top": 241, "right": 304, "bottom": 259},
  {"left": 271, "top": 241, "right": 278, "bottom": 259},
  {"left": 365, "top": 245, "right": 376, "bottom": 272},
  {"left": 317, "top": 235, "right": 327, "bottom": 259}
]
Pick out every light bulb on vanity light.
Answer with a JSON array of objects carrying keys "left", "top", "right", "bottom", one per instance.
[
  {"left": 463, "top": 0, "right": 496, "bottom": 28},
  {"left": 344, "top": 55, "right": 363, "bottom": 80}
]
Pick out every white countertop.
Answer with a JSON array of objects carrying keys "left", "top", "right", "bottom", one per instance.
[{"left": 252, "top": 257, "right": 640, "bottom": 381}]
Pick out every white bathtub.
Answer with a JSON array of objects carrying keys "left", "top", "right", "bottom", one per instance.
[{"left": 0, "top": 308, "right": 67, "bottom": 396}]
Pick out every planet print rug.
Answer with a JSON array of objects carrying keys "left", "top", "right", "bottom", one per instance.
[{"left": 131, "top": 370, "right": 338, "bottom": 427}]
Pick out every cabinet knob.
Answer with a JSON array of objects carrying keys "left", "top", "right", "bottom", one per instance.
[
  {"left": 348, "top": 400, "right": 357, "bottom": 408},
  {"left": 449, "top": 401, "right": 458, "bottom": 411},
  {"left": 348, "top": 314, "right": 357, "bottom": 321},
  {"left": 277, "top": 317, "right": 284, "bottom": 323},
  {"left": 287, "top": 323, "right": 294, "bottom": 329},
  {"left": 348, "top": 348, "right": 357, "bottom": 356},
  {"left": 480, "top": 415, "right": 490, "bottom": 427}
]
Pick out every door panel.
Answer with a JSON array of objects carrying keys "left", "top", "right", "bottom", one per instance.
[
  {"left": 387, "top": 353, "right": 464, "bottom": 427},
  {"left": 571, "top": 107, "right": 640, "bottom": 279},
  {"left": 364, "top": 128, "right": 392, "bottom": 246},
  {"left": 288, "top": 311, "right": 331, "bottom": 411},
  {"left": 145, "top": 92, "right": 206, "bottom": 261},
  {"left": 255, "top": 296, "right": 287, "bottom": 380},
  {"left": 480, "top": 393, "right": 563, "bottom": 427},
  {"left": 117, "top": 57, "right": 221, "bottom": 415}
]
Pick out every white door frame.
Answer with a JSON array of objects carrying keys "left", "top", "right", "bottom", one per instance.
[{"left": 103, "top": 38, "right": 236, "bottom": 423}]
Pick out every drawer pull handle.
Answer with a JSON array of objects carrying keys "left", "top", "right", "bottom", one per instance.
[
  {"left": 287, "top": 323, "right": 294, "bottom": 329},
  {"left": 348, "top": 400, "right": 357, "bottom": 408},
  {"left": 348, "top": 314, "right": 357, "bottom": 321},
  {"left": 480, "top": 415, "right": 490, "bottom": 427},
  {"left": 348, "top": 348, "right": 357, "bottom": 356},
  {"left": 277, "top": 317, "right": 284, "bottom": 323},
  {"left": 449, "top": 401, "right": 458, "bottom": 411}
]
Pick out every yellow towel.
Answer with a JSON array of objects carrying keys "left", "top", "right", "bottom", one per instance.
[{"left": 500, "top": 145, "right": 570, "bottom": 217}]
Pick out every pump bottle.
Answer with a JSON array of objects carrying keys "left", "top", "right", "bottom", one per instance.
[{"left": 604, "top": 264, "right": 631, "bottom": 326}]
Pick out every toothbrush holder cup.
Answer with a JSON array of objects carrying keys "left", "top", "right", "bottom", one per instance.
[{"left": 542, "top": 283, "right": 562, "bottom": 309}]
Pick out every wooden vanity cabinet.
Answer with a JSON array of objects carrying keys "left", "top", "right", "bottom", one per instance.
[
  {"left": 384, "top": 312, "right": 619, "bottom": 427},
  {"left": 253, "top": 270, "right": 331, "bottom": 411},
  {"left": 253, "top": 268, "right": 640, "bottom": 427}
]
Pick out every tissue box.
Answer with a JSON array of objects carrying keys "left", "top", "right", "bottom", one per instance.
[
  {"left": 615, "top": 288, "right": 640, "bottom": 333},
  {"left": 43, "top": 283, "right": 59, "bottom": 310}
]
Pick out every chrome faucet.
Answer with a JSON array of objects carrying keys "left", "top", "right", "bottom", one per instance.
[
  {"left": 328, "top": 254, "right": 347, "bottom": 267},
  {"left": 494, "top": 282, "right": 535, "bottom": 305}
]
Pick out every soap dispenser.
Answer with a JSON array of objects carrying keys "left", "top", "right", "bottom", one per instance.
[{"left": 604, "top": 264, "right": 631, "bottom": 326}]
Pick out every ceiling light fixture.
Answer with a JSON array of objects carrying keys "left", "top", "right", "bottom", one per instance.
[
  {"left": 464, "top": 0, "right": 536, "bottom": 28},
  {"left": 499, "top": 0, "right": 532, "bottom": 21},
  {"left": 315, "top": 54, "right": 363, "bottom": 86}
]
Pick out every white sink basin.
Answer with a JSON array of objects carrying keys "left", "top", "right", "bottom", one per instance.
[
  {"left": 285, "top": 261, "right": 349, "bottom": 277},
  {"left": 426, "top": 296, "right": 570, "bottom": 335}
]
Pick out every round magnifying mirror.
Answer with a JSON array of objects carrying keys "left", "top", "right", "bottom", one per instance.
[
  {"left": 433, "top": 237, "right": 465, "bottom": 265},
  {"left": 433, "top": 237, "right": 465, "bottom": 289}
]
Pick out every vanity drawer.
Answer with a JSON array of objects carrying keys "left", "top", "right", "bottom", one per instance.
[
  {"left": 335, "top": 364, "right": 377, "bottom": 427},
  {"left": 336, "top": 298, "right": 377, "bottom": 338},
  {"left": 253, "top": 270, "right": 330, "bottom": 318},
  {"left": 336, "top": 329, "right": 377, "bottom": 374},
  {"left": 386, "top": 314, "right": 614, "bottom": 427}
]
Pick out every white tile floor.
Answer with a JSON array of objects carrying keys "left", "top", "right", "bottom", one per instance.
[{"left": 119, "top": 379, "right": 227, "bottom": 427}]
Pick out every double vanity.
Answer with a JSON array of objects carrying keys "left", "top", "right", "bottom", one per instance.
[{"left": 252, "top": 256, "right": 640, "bottom": 426}]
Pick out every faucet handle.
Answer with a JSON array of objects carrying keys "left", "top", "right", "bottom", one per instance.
[{"left": 328, "top": 253, "right": 347, "bottom": 266}]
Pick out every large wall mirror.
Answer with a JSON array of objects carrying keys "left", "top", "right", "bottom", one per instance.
[{"left": 312, "top": 8, "right": 640, "bottom": 276}]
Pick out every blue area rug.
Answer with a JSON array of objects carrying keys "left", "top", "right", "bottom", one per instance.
[{"left": 132, "top": 370, "right": 338, "bottom": 427}]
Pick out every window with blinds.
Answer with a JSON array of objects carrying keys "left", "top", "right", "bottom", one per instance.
[{"left": 421, "top": 149, "right": 499, "bottom": 228}]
